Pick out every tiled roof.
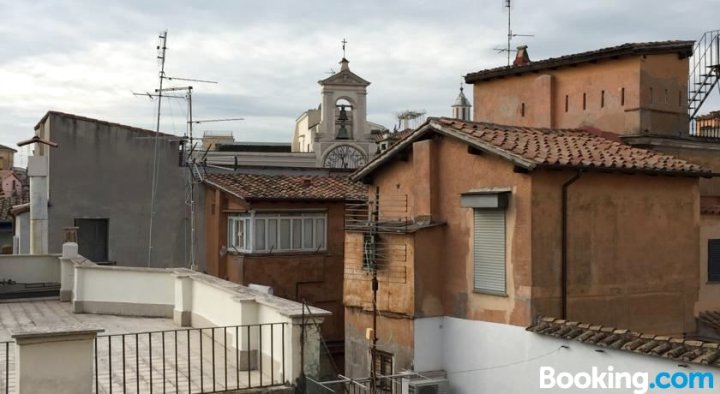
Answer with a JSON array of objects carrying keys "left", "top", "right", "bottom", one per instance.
[
  {"left": 205, "top": 173, "right": 367, "bottom": 202},
  {"left": 353, "top": 117, "right": 709, "bottom": 181},
  {"left": 528, "top": 317, "right": 720, "bottom": 368},
  {"left": 0, "top": 195, "right": 28, "bottom": 222},
  {"left": 701, "top": 205, "right": 720, "bottom": 215},
  {"left": 700, "top": 311, "right": 720, "bottom": 333},
  {"left": 466, "top": 41, "right": 694, "bottom": 83},
  {"left": 0, "top": 144, "right": 17, "bottom": 152}
]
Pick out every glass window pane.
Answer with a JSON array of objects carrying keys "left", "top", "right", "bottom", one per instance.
[
  {"left": 292, "top": 219, "right": 302, "bottom": 249},
  {"left": 254, "top": 219, "right": 266, "bottom": 250},
  {"left": 228, "top": 218, "right": 235, "bottom": 247},
  {"left": 315, "top": 218, "right": 326, "bottom": 249},
  {"left": 279, "top": 219, "right": 291, "bottom": 250},
  {"left": 236, "top": 219, "right": 245, "bottom": 249},
  {"left": 303, "top": 219, "right": 313, "bottom": 249},
  {"left": 267, "top": 219, "right": 278, "bottom": 251}
]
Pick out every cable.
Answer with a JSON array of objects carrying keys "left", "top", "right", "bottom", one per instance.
[{"left": 447, "top": 346, "right": 566, "bottom": 375}]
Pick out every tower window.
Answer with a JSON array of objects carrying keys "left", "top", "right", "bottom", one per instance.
[
  {"left": 583, "top": 93, "right": 586, "bottom": 110},
  {"left": 565, "top": 95, "right": 569, "bottom": 112},
  {"left": 600, "top": 90, "right": 605, "bottom": 108},
  {"left": 521, "top": 103, "right": 525, "bottom": 117},
  {"left": 649, "top": 87, "right": 654, "bottom": 105},
  {"left": 621, "top": 88, "right": 625, "bottom": 106}
]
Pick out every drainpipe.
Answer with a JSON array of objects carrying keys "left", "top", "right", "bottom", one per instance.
[{"left": 561, "top": 169, "right": 582, "bottom": 320}]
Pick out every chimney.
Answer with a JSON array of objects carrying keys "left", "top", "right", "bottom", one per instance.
[{"left": 513, "top": 45, "right": 530, "bottom": 66}]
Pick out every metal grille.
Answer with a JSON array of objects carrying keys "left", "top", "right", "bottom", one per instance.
[{"left": 0, "top": 342, "right": 14, "bottom": 394}]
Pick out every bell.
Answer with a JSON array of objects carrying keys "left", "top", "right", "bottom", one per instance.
[
  {"left": 336, "top": 124, "right": 350, "bottom": 140},
  {"left": 338, "top": 105, "right": 349, "bottom": 121}
]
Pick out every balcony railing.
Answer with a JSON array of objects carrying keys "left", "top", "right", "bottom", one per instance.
[{"left": 94, "top": 323, "right": 287, "bottom": 393}]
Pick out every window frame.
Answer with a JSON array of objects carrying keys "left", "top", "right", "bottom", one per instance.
[
  {"left": 708, "top": 239, "right": 720, "bottom": 283},
  {"left": 227, "top": 211, "right": 328, "bottom": 254}
]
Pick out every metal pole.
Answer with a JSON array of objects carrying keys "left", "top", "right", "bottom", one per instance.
[
  {"left": 370, "top": 186, "right": 380, "bottom": 394},
  {"left": 148, "top": 30, "right": 167, "bottom": 267},
  {"left": 188, "top": 87, "right": 197, "bottom": 270}
]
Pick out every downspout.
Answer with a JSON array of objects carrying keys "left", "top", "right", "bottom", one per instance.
[{"left": 561, "top": 169, "right": 582, "bottom": 320}]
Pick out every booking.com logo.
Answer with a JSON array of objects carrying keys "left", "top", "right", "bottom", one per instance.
[{"left": 540, "top": 366, "right": 714, "bottom": 393}]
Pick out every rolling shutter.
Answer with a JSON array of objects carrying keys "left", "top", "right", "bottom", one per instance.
[
  {"left": 709, "top": 239, "right": 720, "bottom": 282},
  {"left": 473, "top": 209, "right": 506, "bottom": 294}
]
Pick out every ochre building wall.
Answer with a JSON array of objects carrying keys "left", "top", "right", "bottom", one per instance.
[{"left": 472, "top": 53, "right": 688, "bottom": 136}]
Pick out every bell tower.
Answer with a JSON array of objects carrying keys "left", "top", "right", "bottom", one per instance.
[
  {"left": 452, "top": 84, "right": 472, "bottom": 121},
  {"left": 312, "top": 41, "right": 377, "bottom": 169}
]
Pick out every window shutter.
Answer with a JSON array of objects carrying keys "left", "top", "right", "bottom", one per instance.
[
  {"left": 473, "top": 209, "right": 506, "bottom": 294},
  {"left": 709, "top": 239, "right": 720, "bottom": 282}
]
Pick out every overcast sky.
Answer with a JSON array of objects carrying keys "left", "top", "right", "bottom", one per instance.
[{"left": 1, "top": 0, "right": 719, "bottom": 164}]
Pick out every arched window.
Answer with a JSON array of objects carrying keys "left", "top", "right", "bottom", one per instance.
[{"left": 335, "top": 98, "right": 354, "bottom": 140}]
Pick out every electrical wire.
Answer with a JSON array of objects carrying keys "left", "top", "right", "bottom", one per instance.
[{"left": 447, "top": 346, "right": 566, "bottom": 375}]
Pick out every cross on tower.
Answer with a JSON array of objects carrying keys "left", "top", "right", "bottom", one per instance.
[{"left": 341, "top": 38, "right": 348, "bottom": 58}]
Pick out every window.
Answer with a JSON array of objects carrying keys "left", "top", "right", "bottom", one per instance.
[
  {"left": 373, "top": 350, "right": 393, "bottom": 392},
  {"left": 664, "top": 88, "right": 668, "bottom": 104},
  {"left": 649, "top": 87, "right": 654, "bottom": 104},
  {"left": 600, "top": 90, "right": 605, "bottom": 108},
  {"left": 582, "top": 93, "right": 587, "bottom": 110},
  {"left": 521, "top": 102, "right": 525, "bottom": 117},
  {"left": 709, "top": 239, "right": 720, "bottom": 282},
  {"left": 473, "top": 209, "right": 506, "bottom": 294},
  {"left": 621, "top": 87, "right": 625, "bottom": 106},
  {"left": 565, "top": 95, "right": 569, "bottom": 112},
  {"left": 228, "top": 212, "right": 327, "bottom": 253}
]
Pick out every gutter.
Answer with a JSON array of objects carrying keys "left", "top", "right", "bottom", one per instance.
[{"left": 561, "top": 170, "right": 583, "bottom": 320}]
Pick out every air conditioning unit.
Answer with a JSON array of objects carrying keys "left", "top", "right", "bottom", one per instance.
[{"left": 408, "top": 378, "right": 450, "bottom": 394}]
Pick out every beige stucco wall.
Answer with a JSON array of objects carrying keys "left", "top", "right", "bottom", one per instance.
[
  {"left": 531, "top": 171, "right": 699, "bottom": 335},
  {"left": 15, "top": 332, "right": 97, "bottom": 394}
]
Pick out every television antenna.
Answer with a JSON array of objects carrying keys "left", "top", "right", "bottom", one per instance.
[
  {"left": 141, "top": 30, "right": 239, "bottom": 270},
  {"left": 492, "top": 0, "right": 535, "bottom": 66}
]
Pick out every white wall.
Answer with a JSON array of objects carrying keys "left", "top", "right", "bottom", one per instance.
[
  {"left": 74, "top": 265, "right": 174, "bottom": 305},
  {"left": 71, "top": 263, "right": 328, "bottom": 382},
  {"left": 0, "top": 254, "right": 60, "bottom": 283},
  {"left": 415, "top": 317, "right": 718, "bottom": 394}
]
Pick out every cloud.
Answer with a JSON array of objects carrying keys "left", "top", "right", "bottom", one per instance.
[{"left": 1, "top": 0, "right": 719, "bottom": 155}]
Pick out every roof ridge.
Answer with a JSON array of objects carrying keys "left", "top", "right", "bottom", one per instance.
[{"left": 465, "top": 40, "right": 694, "bottom": 83}]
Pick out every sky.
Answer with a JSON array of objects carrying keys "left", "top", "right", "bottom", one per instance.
[{"left": 1, "top": 0, "right": 719, "bottom": 166}]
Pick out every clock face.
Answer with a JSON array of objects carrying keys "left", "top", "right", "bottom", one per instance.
[{"left": 323, "top": 145, "right": 367, "bottom": 169}]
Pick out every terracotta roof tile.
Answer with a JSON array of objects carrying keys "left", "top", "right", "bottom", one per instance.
[
  {"left": 528, "top": 317, "right": 720, "bottom": 368},
  {"left": 438, "top": 118, "right": 708, "bottom": 173},
  {"left": 205, "top": 173, "right": 366, "bottom": 202},
  {"left": 465, "top": 41, "right": 694, "bottom": 83},
  {"left": 353, "top": 118, "right": 709, "bottom": 180},
  {"left": 701, "top": 205, "right": 720, "bottom": 215},
  {"left": 699, "top": 310, "right": 720, "bottom": 333}
]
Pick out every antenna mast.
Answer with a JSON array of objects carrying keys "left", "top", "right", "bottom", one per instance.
[
  {"left": 494, "top": 0, "right": 534, "bottom": 65},
  {"left": 148, "top": 30, "right": 167, "bottom": 266}
]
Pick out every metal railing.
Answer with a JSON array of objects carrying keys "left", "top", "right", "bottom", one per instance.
[
  {"left": 688, "top": 30, "right": 720, "bottom": 119},
  {"left": 692, "top": 122, "right": 720, "bottom": 139},
  {"left": 0, "top": 342, "right": 14, "bottom": 394},
  {"left": 93, "top": 323, "right": 287, "bottom": 393}
]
